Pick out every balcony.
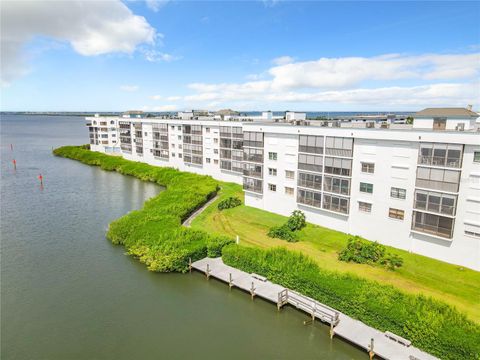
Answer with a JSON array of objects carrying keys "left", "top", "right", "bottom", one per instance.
[
  {"left": 414, "top": 200, "right": 455, "bottom": 216},
  {"left": 418, "top": 155, "right": 461, "bottom": 169}
]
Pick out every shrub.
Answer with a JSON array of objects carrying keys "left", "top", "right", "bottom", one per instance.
[
  {"left": 217, "top": 196, "right": 242, "bottom": 210},
  {"left": 268, "top": 210, "right": 305, "bottom": 242},
  {"left": 207, "top": 235, "right": 235, "bottom": 257},
  {"left": 53, "top": 145, "right": 234, "bottom": 272},
  {"left": 221, "top": 245, "right": 480, "bottom": 360},
  {"left": 338, "top": 236, "right": 403, "bottom": 270},
  {"left": 286, "top": 210, "right": 306, "bottom": 231},
  {"left": 267, "top": 224, "right": 298, "bottom": 242}
]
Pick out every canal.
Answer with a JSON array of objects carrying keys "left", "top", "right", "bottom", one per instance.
[{"left": 1, "top": 115, "right": 364, "bottom": 359}]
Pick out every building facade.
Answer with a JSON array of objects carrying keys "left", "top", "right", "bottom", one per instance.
[{"left": 86, "top": 109, "right": 480, "bottom": 270}]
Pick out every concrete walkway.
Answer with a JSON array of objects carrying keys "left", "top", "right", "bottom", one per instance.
[
  {"left": 182, "top": 194, "right": 219, "bottom": 227},
  {"left": 192, "top": 257, "right": 438, "bottom": 360}
]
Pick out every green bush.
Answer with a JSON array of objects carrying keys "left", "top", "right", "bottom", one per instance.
[
  {"left": 217, "top": 196, "right": 242, "bottom": 210},
  {"left": 207, "top": 235, "right": 235, "bottom": 257},
  {"left": 222, "top": 245, "right": 480, "bottom": 360},
  {"left": 338, "top": 236, "right": 403, "bottom": 270},
  {"left": 53, "top": 145, "right": 234, "bottom": 272},
  {"left": 268, "top": 210, "right": 305, "bottom": 242},
  {"left": 267, "top": 224, "right": 297, "bottom": 242},
  {"left": 286, "top": 210, "right": 306, "bottom": 231}
]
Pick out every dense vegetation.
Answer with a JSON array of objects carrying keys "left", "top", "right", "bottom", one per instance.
[
  {"left": 339, "top": 236, "right": 404, "bottom": 270},
  {"left": 53, "top": 145, "right": 233, "bottom": 272},
  {"left": 222, "top": 245, "right": 480, "bottom": 360},
  {"left": 217, "top": 196, "right": 242, "bottom": 210},
  {"left": 267, "top": 210, "right": 306, "bottom": 242}
]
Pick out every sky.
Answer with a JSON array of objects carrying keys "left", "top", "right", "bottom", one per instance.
[{"left": 1, "top": 0, "right": 479, "bottom": 112}]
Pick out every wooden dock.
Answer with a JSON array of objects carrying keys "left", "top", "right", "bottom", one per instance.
[{"left": 191, "top": 257, "right": 438, "bottom": 360}]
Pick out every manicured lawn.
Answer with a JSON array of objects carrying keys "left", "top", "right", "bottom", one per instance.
[{"left": 191, "top": 182, "right": 480, "bottom": 323}]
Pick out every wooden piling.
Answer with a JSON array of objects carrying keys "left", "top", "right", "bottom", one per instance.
[
  {"left": 368, "top": 338, "right": 375, "bottom": 360},
  {"left": 250, "top": 281, "right": 255, "bottom": 299},
  {"left": 188, "top": 257, "right": 192, "bottom": 273},
  {"left": 229, "top": 273, "right": 233, "bottom": 289},
  {"left": 206, "top": 263, "right": 211, "bottom": 280}
]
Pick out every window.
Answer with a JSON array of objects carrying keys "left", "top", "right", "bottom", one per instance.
[
  {"left": 285, "top": 187, "right": 294, "bottom": 196},
  {"left": 243, "top": 148, "right": 263, "bottom": 163},
  {"left": 214, "top": 138, "right": 219, "bottom": 144},
  {"left": 323, "top": 194, "right": 349, "bottom": 214},
  {"left": 214, "top": 149, "right": 219, "bottom": 154},
  {"left": 111, "top": 120, "right": 115, "bottom": 124},
  {"left": 324, "top": 157, "right": 352, "bottom": 176},
  {"left": 268, "top": 184, "right": 277, "bottom": 192},
  {"left": 325, "top": 137, "right": 354, "bottom": 157},
  {"left": 415, "top": 167, "right": 461, "bottom": 193},
  {"left": 285, "top": 170, "right": 295, "bottom": 179},
  {"left": 243, "top": 131, "right": 264, "bottom": 148},
  {"left": 358, "top": 202, "right": 372, "bottom": 213},
  {"left": 418, "top": 143, "right": 463, "bottom": 168},
  {"left": 171, "top": 143, "right": 175, "bottom": 148},
  {"left": 297, "top": 188, "right": 322, "bottom": 208},
  {"left": 389, "top": 208, "right": 404, "bottom": 220},
  {"left": 171, "top": 126, "right": 175, "bottom": 130},
  {"left": 465, "top": 230, "right": 480, "bottom": 238},
  {"left": 206, "top": 127, "right": 210, "bottom": 133},
  {"left": 298, "top": 172, "right": 322, "bottom": 190},
  {"left": 299, "top": 135, "right": 324, "bottom": 154},
  {"left": 412, "top": 211, "right": 454, "bottom": 238},
  {"left": 243, "top": 163, "right": 263, "bottom": 178},
  {"left": 214, "top": 159, "right": 218, "bottom": 165},
  {"left": 268, "top": 168, "right": 277, "bottom": 176},
  {"left": 359, "top": 182, "right": 373, "bottom": 194},
  {"left": 178, "top": 154, "right": 182, "bottom": 158},
  {"left": 474, "top": 151, "right": 480, "bottom": 163},
  {"left": 269, "top": 152, "right": 278, "bottom": 161},
  {"left": 324, "top": 176, "right": 350, "bottom": 195},
  {"left": 177, "top": 126, "right": 181, "bottom": 130},
  {"left": 243, "top": 178, "right": 262, "bottom": 193},
  {"left": 414, "top": 190, "right": 457, "bottom": 216},
  {"left": 178, "top": 135, "right": 181, "bottom": 140},
  {"left": 361, "top": 162, "right": 375, "bottom": 173},
  {"left": 391, "top": 187, "right": 406, "bottom": 199},
  {"left": 206, "top": 158, "right": 211, "bottom": 163},
  {"left": 172, "top": 153, "right": 175, "bottom": 157},
  {"left": 179, "top": 144, "right": 182, "bottom": 149},
  {"left": 298, "top": 154, "right": 323, "bottom": 172}
]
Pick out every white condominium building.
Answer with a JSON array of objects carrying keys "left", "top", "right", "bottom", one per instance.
[{"left": 86, "top": 108, "right": 480, "bottom": 270}]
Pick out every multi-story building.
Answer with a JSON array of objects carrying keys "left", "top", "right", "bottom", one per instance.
[{"left": 86, "top": 108, "right": 480, "bottom": 270}]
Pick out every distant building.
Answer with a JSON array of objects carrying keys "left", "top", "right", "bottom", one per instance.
[{"left": 85, "top": 107, "right": 480, "bottom": 270}]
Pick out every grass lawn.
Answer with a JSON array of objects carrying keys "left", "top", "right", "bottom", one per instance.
[{"left": 191, "top": 182, "right": 480, "bottom": 323}]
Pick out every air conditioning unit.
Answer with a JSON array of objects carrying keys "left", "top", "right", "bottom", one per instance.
[{"left": 455, "top": 123, "right": 465, "bottom": 131}]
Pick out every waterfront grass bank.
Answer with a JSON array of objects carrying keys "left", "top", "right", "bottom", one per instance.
[
  {"left": 222, "top": 245, "right": 480, "bottom": 360},
  {"left": 191, "top": 183, "right": 480, "bottom": 324},
  {"left": 53, "top": 145, "right": 233, "bottom": 272}
]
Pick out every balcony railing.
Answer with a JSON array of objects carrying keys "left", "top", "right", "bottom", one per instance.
[
  {"left": 412, "top": 223, "right": 453, "bottom": 239},
  {"left": 413, "top": 201, "right": 455, "bottom": 216},
  {"left": 297, "top": 195, "right": 321, "bottom": 208},
  {"left": 418, "top": 156, "right": 461, "bottom": 168},
  {"left": 415, "top": 179, "right": 459, "bottom": 193}
]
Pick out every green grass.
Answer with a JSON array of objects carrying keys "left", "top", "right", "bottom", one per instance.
[{"left": 191, "top": 183, "right": 480, "bottom": 323}]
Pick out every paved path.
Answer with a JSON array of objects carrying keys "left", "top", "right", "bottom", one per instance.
[
  {"left": 192, "top": 257, "right": 438, "bottom": 360},
  {"left": 182, "top": 194, "right": 219, "bottom": 227}
]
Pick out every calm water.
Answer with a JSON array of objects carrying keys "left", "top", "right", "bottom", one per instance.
[{"left": 0, "top": 115, "right": 363, "bottom": 359}]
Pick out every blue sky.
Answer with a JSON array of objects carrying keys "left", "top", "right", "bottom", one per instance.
[{"left": 1, "top": 0, "right": 479, "bottom": 111}]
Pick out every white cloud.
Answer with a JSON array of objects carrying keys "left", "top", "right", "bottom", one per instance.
[
  {"left": 150, "top": 95, "right": 163, "bottom": 100},
  {"left": 145, "top": 0, "right": 169, "bottom": 12},
  {"left": 177, "top": 52, "right": 480, "bottom": 110},
  {"left": 268, "top": 53, "right": 480, "bottom": 90},
  {"left": 142, "top": 49, "right": 181, "bottom": 62},
  {"left": 1, "top": 0, "right": 156, "bottom": 85},
  {"left": 272, "top": 55, "right": 294, "bottom": 65},
  {"left": 120, "top": 85, "right": 139, "bottom": 92}
]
